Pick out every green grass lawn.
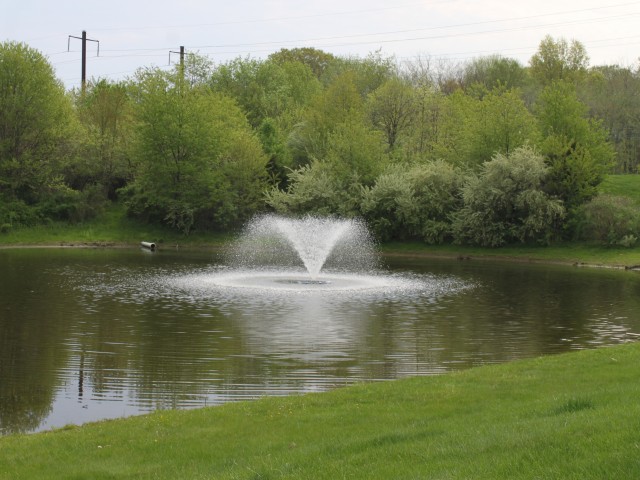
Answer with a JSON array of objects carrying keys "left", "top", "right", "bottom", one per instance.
[
  {"left": 0, "top": 203, "right": 231, "bottom": 248},
  {"left": 1, "top": 343, "right": 639, "bottom": 479},
  {"left": 600, "top": 174, "right": 640, "bottom": 203}
]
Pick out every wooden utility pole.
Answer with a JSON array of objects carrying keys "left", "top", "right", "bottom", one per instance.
[
  {"left": 169, "top": 46, "right": 185, "bottom": 68},
  {"left": 68, "top": 30, "right": 100, "bottom": 92}
]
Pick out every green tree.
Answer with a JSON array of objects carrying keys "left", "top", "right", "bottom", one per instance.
[
  {"left": 367, "top": 77, "right": 416, "bottom": 150},
  {"left": 181, "top": 52, "right": 214, "bottom": 87},
  {"left": 581, "top": 65, "right": 640, "bottom": 173},
  {"left": 406, "top": 88, "right": 472, "bottom": 165},
  {"left": 71, "top": 79, "right": 134, "bottom": 199},
  {"left": 209, "top": 57, "right": 266, "bottom": 128},
  {"left": 268, "top": 47, "right": 337, "bottom": 79},
  {"left": 529, "top": 35, "right": 589, "bottom": 86},
  {"left": 210, "top": 56, "right": 321, "bottom": 129},
  {"left": 291, "top": 71, "right": 364, "bottom": 163},
  {"left": 462, "top": 55, "right": 529, "bottom": 91},
  {"left": 323, "top": 120, "right": 387, "bottom": 185},
  {"left": 535, "top": 81, "right": 615, "bottom": 216},
  {"left": 405, "top": 86, "right": 445, "bottom": 159},
  {"left": 325, "top": 51, "right": 397, "bottom": 97},
  {"left": 575, "top": 194, "right": 640, "bottom": 246},
  {"left": 465, "top": 88, "right": 538, "bottom": 165},
  {"left": 126, "top": 66, "right": 268, "bottom": 233},
  {"left": 0, "top": 41, "right": 77, "bottom": 224}
]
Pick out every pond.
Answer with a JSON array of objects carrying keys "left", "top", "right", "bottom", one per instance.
[{"left": 1, "top": 247, "right": 639, "bottom": 435}]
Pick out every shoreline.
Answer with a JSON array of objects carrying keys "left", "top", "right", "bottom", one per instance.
[
  {"left": 2, "top": 241, "right": 639, "bottom": 271},
  {"left": 381, "top": 248, "right": 640, "bottom": 271}
]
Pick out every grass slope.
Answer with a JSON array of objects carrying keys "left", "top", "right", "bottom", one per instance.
[
  {"left": 0, "top": 203, "right": 231, "bottom": 248},
  {"left": 1, "top": 343, "right": 639, "bottom": 479},
  {"left": 600, "top": 174, "right": 640, "bottom": 203}
]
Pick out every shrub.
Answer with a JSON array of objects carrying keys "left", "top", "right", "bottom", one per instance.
[
  {"left": 265, "top": 163, "right": 361, "bottom": 217},
  {"left": 574, "top": 194, "right": 640, "bottom": 246},
  {"left": 452, "top": 146, "right": 565, "bottom": 247},
  {"left": 359, "top": 167, "right": 413, "bottom": 240},
  {"left": 0, "top": 198, "right": 43, "bottom": 226},
  {"left": 360, "top": 160, "right": 463, "bottom": 242}
]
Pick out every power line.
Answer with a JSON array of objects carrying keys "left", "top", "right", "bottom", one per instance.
[
  {"left": 45, "top": 1, "right": 639, "bottom": 88},
  {"left": 179, "top": 11, "right": 640, "bottom": 58},
  {"left": 83, "top": 0, "right": 433, "bottom": 32}
]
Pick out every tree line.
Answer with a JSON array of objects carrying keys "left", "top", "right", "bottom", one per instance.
[{"left": 1, "top": 36, "right": 639, "bottom": 246}]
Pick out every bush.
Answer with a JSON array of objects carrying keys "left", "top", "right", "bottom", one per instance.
[
  {"left": 574, "top": 194, "right": 640, "bottom": 246},
  {"left": 0, "top": 198, "right": 43, "bottom": 226},
  {"left": 359, "top": 167, "right": 413, "bottom": 240},
  {"left": 360, "top": 160, "right": 463, "bottom": 242},
  {"left": 265, "top": 163, "right": 361, "bottom": 217},
  {"left": 452, "top": 146, "right": 565, "bottom": 247}
]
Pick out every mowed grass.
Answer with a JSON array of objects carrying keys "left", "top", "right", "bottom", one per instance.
[
  {"left": 0, "top": 203, "right": 231, "bottom": 248},
  {"left": 1, "top": 343, "right": 640, "bottom": 479},
  {"left": 600, "top": 174, "right": 640, "bottom": 203}
]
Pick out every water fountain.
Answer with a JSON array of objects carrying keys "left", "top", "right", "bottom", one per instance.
[{"left": 198, "top": 213, "right": 415, "bottom": 293}]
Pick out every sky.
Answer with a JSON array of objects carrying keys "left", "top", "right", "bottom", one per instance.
[{"left": 3, "top": 0, "right": 640, "bottom": 90}]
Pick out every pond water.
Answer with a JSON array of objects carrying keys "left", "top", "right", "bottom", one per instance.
[{"left": 1, "top": 247, "right": 639, "bottom": 435}]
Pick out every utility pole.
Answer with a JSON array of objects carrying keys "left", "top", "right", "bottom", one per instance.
[
  {"left": 68, "top": 30, "right": 100, "bottom": 93},
  {"left": 169, "top": 46, "right": 185, "bottom": 68},
  {"left": 169, "top": 46, "right": 186, "bottom": 88}
]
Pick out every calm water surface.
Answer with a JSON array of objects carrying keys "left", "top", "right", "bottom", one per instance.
[{"left": 1, "top": 247, "right": 639, "bottom": 434}]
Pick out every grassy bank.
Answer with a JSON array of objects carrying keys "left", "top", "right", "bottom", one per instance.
[
  {"left": 2, "top": 210, "right": 638, "bottom": 267},
  {"left": 0, "top": 204, "right": 231, "bottom": 249},
  {"left": 1, "top": 175, "right": 639, "bottom": 268},
  {"left": 1, "top": 343, "right": 639, "bottom": 479}
]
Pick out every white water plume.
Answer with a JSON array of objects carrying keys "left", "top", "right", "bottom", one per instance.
[{"left": 228, "top": 214, "right": 377, "bottom": 277}]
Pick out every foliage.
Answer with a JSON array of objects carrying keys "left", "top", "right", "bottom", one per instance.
[
  {"left": 358, "top": 166, "right": 413, "bottom": 240},
  {"left": 323, "top": 120, "right": 388, "bottom": 185},
  {"left": 535, "top": 81, "right": 615, "bottom": 218},
  {"left": 325, "top": 50, "right": 397, "bottom": 96},
  {"left": 0, "top": 39, "right": 635, "bottom": 244},
  {"left": 0, "top": 41, "right": 77, "bottom": 220},
  {"left": 465, "top": 87, "right": 538, "bottom": 166},
  {"left": 210, "top": 56, "right": 321, "bottom": 129},
  {"left": 268, "top": 47, "right": 338, "bottom": 79},
  {"left": 462, "top": 55, "right": 529, "bottom": 91},
  {"left": 126, "top": 66, "right": 268, "bottom": 233},
  {"left": 529, "top": 35, "right": 590, "bottom": 86},
  {"left": 70, "top": 79, "right": 135, "bottom": 200},
  {"left": 291, "top": 71, "right": 365, "bottom": 162},
  {"left": 574, "top": 194, "right": 640, "bottom": 246},
  {"left": 360, "top": 160, "right": 463, "bottom": 242},
  {"left": 410, "top": 89, "right": 472, "bottom": 165},
  {"left": 452, "top": 146, "right": 565, "bottom": 247},
  {"left": 582, "top": 65, "right": 640, "bottom": 173},
  {"left": 265, "top": 163, "right": 361, "bottom": 217},
  {"left": 367, "top": 77, "right": 416, "bottom": 149}
]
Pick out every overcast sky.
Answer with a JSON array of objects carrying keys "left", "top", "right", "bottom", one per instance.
[{"left": 3, "top": 0, "right": 639, "bottom": 90}]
